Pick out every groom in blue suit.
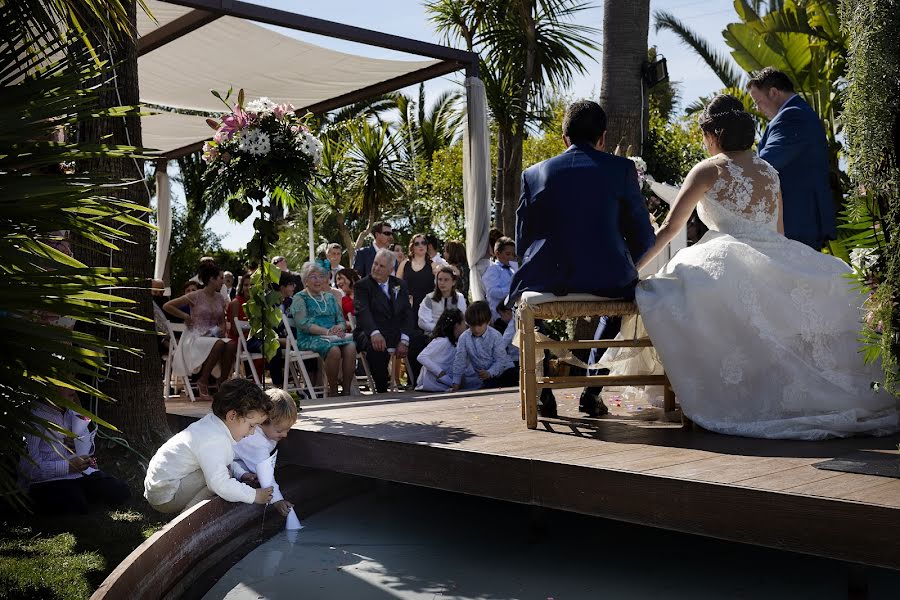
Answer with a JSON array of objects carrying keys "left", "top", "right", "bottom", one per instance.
[
  {"left": 508, "top": 100, "right": 656, "bottom": 418},
  {"left": 749, "top": 67, "right": 836, "bottom": 249},
  {"left": 508, "top": 100, "right": 656, "bottom": 304}
]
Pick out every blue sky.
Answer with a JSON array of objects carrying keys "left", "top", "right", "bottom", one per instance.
[{"left": 197, "top": 0, "right": 740, "bottom": 250}]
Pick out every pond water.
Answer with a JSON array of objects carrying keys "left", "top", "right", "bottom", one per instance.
[{"left": 203, "top": 483, "right": 899, "bottom": 599}]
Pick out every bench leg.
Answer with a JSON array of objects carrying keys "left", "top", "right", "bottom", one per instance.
[
  {"left": 521, "top": 306, "right": 538, "bottom": 429},
  {"left": 663, "top": 373, "right": 676, "bottom": 413}
]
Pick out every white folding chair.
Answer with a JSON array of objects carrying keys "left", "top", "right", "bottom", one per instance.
[
  {"left": 347, "top": 315, "right": 376, "bottom": 393},
  {"left": 162, "top": 320, "right": 195, "bottom": 401},
  {"left": 232, "top": 317, "right": 264, "bottom": 386},
  {"left": 282, "top": 314, "right": 327, "bottom": 399}
]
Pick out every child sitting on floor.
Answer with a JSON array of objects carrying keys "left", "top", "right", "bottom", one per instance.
[
  {"left": 144, "top": 379, "right": 274, "bottom": 514},
  {"left": 415, "top": 309, "right": 480, "bottom": 392},
  {"left": 451, "top": 301, "right": 517, "bottom": 391},
  {"left": 232, "top": 388, "right": 297, "bottom": 517},
  {"left": 19, "top": 388, "right": 131, "bottom": 514}
]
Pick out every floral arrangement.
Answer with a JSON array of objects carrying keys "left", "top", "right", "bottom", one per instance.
[
  {"left": 850, "top": 246, "right": 889, "bottom": 350},
  {"left": 200, "top": 89, "right": 324, "bottom": 360},
  {"left": 628, "top": 155, "right": 668, "bottom": 223},
  {"left": 202, "top": 89, "right": 322, "bottom": 224}
]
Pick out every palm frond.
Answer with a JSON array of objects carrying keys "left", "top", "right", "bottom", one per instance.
[
  {"left": 654, "top": 9, "right": 744, "bottom": 89},
  {"left": 0, "top": 1, "right": 154, "bottom": 509}
]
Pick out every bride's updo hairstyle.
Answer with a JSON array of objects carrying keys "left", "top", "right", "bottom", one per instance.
[{"left": 698, "top": 94, "right": 755, "bottom": 152}]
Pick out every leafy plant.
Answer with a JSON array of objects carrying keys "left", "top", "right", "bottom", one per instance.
[
  {"left": 838, "top": 0, "right": 900, "bottom": 391},
  {"left": 0, "top": 0, "right": 153, "bottom": 508}
]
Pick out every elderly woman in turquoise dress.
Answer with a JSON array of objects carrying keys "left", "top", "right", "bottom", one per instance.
[{"left": 290, "top": 262, "right": 356, "bottom": 396}]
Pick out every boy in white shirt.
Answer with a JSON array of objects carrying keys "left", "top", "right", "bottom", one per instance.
[
  {"left": 482, "top": 237, "right": 517, "bottom": 321},
  {"left": 232, "top": 388, "right": 297, "bottom": 518},
  {"left": 144, "top": 379, "right": 274, "bottom": 514}
]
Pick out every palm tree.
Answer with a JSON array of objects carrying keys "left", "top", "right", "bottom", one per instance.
[
  {"left": 75, "top": 0, "right": 170, "bottom": 448},
  {"left": 600, "top": 0, "right": 651, "bottom": 155},
  {"left": 345, "top": 119, "right": 408, "bottom": 249},
  {"left": 396, "top": 83, "right": 464, "bottom": 164},
  {"left": 426, "top": 0, "right": 599, "bottom": 234},
  {"left": 653, "top": 10, "right": 744, "bottom": 90},
  {"left": 1, "top": 0, "right": 157, "bottom": 506},
  {"left": 311, "top": 132, "right": 360, "bottom": 262}
]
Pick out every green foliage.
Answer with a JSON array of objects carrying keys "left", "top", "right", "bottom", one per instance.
[
  {"left": 243, "top": 261, "right": 285, "bottom": 359},
  {"left": 839, "top": 0, "right": 900, "bottom": 391},
  {"left": 0, "top": 1, "right": 153, "bottom": 508},
  {"left": 413, "top": 144, "right": 467, "bottom": 241},
  {"left": 643, "top": 105, "right": 706, "bottom": 185},
  {"left": 522, "top": 99, "right": 568, "bottom": 169}
]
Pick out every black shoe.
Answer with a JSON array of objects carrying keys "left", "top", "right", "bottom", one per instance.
[
  {"left": 579, "top": 391, "right": 609, "bottom": 417},
  {"left": 538, "top": 389, "right": 558, "bottom": 418}
]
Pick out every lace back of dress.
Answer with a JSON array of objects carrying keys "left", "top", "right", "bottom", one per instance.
[{"left": 700, "top": 154, "right": 780, "bottom": 236}]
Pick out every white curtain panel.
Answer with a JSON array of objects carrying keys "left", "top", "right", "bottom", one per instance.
[
  {"left": 154, "top": 163, "right": 171, "bottom": 285},
  {"left": 463, "top": 76, "right": 491, "bottom": 301}
]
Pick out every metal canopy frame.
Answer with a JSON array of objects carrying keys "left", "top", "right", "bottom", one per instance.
[{"left": 141, "top": 0, "right": 479, "bottom": 159}]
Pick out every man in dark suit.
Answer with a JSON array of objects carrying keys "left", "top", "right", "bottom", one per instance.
[
  {"left": 749, "top": 67, "right": 835, "bottom": 250},
  {"left": 509, "top": 101, "right": 656, "bottom": 303},
  {"left": 352, "top": 221, "right": 394, "bottom": 278},
  {"left": 508, "top": 100, "right": 656, "bottom": 417},
  {"left": 352, "top": 248, "right": 412, "bottom": 393}
]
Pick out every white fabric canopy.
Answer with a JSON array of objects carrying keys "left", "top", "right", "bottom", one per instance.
[
  {"left": 463, "top": 76, "right": 491, "bottom": 301},
  {"left": 137, "top": 1, "right": 440, "bottom": 153}
]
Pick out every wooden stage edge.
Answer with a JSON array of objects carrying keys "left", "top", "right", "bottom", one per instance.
[{"left": 166, "top": 387, "right": 900, "bottom": 571}]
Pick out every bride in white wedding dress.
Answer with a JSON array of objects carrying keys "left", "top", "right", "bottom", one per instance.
[{"left": 602, "top": 95, "right": 898, "bottom": 440}]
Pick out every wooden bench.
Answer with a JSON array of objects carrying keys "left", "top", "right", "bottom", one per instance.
[{"left": 517, "top": 292, "right": 675, "bottom": 429}]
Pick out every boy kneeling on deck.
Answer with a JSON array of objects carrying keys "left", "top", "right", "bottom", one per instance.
[
  {"left": 144, "top": 379, "right": 274, "bottom": 514},
  {"left": 231, "top": 388, "right": 296, "bottom": 517}
]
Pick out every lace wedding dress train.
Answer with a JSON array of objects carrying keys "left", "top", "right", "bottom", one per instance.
[{"left": 602, "top": 153, "right": 899, "bottom": 440}]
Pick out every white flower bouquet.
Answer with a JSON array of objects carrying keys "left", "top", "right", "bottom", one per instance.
[{"left": 201, "top": 89, "right": 322, "bottom": 223}]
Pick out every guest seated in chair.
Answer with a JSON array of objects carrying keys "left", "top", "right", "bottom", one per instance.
[
  {"left": 507, "top": 100, "right": 656, "bottom": 417},
  {"left": 352, "top": 248, "right": 413, "bottom": 393},
  {"left": 291, "top": 262, "right": 356, "bottom": 396}
]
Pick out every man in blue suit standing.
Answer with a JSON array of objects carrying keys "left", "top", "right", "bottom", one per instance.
[
  {"left": 507, "top": 100, "right": 656, "bottom": 417},
  {"left": 352, "top": 221, "right": 393, "bottom": 278},
  {"left": 749, "top": 67, "right": 836, "bottom": 250}
]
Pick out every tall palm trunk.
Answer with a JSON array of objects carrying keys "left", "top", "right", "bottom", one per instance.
[
  {"left": 600, "top": 0, "right": 651, "bottom": 155},
  {"left": 75, "top": 1, "right": 168, "bottom": 449}
]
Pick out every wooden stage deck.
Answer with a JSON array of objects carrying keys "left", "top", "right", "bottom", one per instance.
[{"left": 166, "top": 387, "right": 900, "bottom": 571}]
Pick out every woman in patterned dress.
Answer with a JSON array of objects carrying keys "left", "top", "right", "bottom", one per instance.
[
  {"left": 290, "top": 262, "right": 356, "bottom": 396},
  {"left": 164, "top": 263, "right": 234, "bottom": 400}
]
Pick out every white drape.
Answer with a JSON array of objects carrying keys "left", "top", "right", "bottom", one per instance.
[
  {"left": 463, "top": 76, "right": 491, "bottom": 301},
  {"left": 154, "top": 162, "right": 171, "bottom": 285}
]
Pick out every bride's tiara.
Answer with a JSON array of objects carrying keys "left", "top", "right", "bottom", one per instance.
[{"left": 703, "top": 109, "right": 749, "bottom": 119}]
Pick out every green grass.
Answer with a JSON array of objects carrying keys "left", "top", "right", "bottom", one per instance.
[{"left": 0, "top": 447, "right": 168, "bottom": 600}]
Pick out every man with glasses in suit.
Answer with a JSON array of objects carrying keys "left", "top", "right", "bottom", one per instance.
[{"left": 352, "top": 221, "right": 394, "bottom": 278}]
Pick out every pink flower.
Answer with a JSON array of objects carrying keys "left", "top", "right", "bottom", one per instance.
[
  {"left": 273, "top": 103, "right": 295, "bottom": 120},
  {"left": 219, "top": 107, "right": 249, "bottom": 139}
]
